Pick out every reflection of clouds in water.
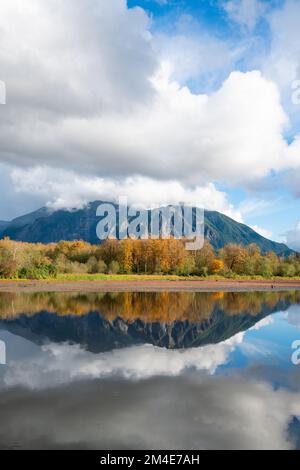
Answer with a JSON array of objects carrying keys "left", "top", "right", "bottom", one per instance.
[
  {"left": 0, "top": 375, "right": 299, "bottom": 450},
  {"left": 249, "top": 316, "right": 274, "bottom": 331},
  {"left": 1, "top": 315, "right": 300, "bottom": 449},
  {"left": 238, "top": 340, "right": 277, "bottom": 358},
  {"left": 288, "top": 305, "right": 300, "bottom": 331},
  {"left": 239, "top": 316, "right": 278, "bottom": 358},
  {"left": 3, "top": 332, "right": 245, "bottom": 390}
]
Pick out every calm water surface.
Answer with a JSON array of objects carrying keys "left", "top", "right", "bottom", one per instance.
[{"left": 0, "top": 290, "right": 300, "bottom": 450}]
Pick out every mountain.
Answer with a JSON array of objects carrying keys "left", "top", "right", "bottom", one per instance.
[
  {"left": 0, "top": 221, "right": 9, "bottom": 232},
  {"left": 0, "top": 201, "right": 294, "bottom": 256},
  {"left": 204, "top": 210, "right": 293, "bottom": 255},
  {"left": 2, "top": 207, "right": 52, "bottom": 230}
]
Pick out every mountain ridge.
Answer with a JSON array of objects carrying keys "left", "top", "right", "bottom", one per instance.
[{"left": 0, "top": 201, "right": 294, "bottom": 256}]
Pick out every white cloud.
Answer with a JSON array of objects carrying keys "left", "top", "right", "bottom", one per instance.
[
  {"left": 0, "top": 0, "right": 156, "bottom": 114},
  {"left": 0, "top": 164, "right": 46, "bottom": 220},
  {"left": 250, "top": 225, "right": 273, "bottom": 239},
  {"left": 287, "top": 304, "right": 300, "bottom": 331},
  {"left": 239, "top": 198, "right": 273, "bottom": 217},
  {"left": 0, "top": 0, "right": 297, "bottom": 191},
  {"left": 0, "top": 65, "right": 291, "bottom": 186},
  {"left": 249, "top": 316, "right": 274, "bottom": 331},
  {"left": 153, "top": 14, "right": 236, "bottom": 88},
  {"left": 265, "top": 0, "right": 300, "bottom": 92},
  {"left": 10, "top": 166, "right": 243, "bottom": 220},
  {"left": 285, "top": 221, "right": 300, "bottom": 251},
  {"left": 223, "top": 0, "right": 267, "bottom": 31},
  {"left": 263, "top": 0, "right": 300, "bottom": 139}
]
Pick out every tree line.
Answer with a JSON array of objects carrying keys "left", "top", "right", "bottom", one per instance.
[{"left": 0, "top": 237, "right": 299, "bottom": 279}]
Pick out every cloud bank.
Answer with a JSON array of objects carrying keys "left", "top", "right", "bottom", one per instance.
[
  {"left": 0, "top": 1, "right": 299, "bottom": 190},
  {"left": 0, "top": 0, "right": 300, "bottom": 245}
]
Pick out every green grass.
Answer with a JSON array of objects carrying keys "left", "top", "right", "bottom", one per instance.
[
  {"left": 2, "top": 273, "right": 300, "bottom": 282},
  {"left": 56, "top": 273, "right": 191, "bottom": 281},
  {"left": 59, "top": 274, "right": 300, "bottom": 281}
]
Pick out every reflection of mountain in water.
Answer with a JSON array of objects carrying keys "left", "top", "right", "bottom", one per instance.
[
  {"left": 0, "top": 308, "right": 274, "bottom": 352},
  {"left": 0, "top": 291, "right": 299, "bottom": 351}
]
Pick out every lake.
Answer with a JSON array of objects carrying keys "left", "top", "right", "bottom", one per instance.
[{"left": 0, "top": 290, "right": 300, "bottom": 450}]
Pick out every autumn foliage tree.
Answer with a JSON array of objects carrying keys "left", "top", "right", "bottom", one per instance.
[{"left": 0, "top": 237, "right": 299, "bottom": 279}]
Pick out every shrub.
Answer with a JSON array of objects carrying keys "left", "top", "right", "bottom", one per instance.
[
  {"left": 0, "top": 240, "right": 19, "bottom": 278},
  {"left": 108, "top": 260, "right": 120, "bottom": 274},
  {"left": 198, "top": 266, "right": 208, "bottom": 277},
  {"left": 212, "top": 259, "right": 224, "bottom": 274},
  {"left": 18, "top": 263, "right": 58, "bottom": 280},
  {"left": 177, "top": 257, "right": 196, "bottom": 276},
  {"left": 87, "top": 256, "right": 99, "bottom": 274},
  {"left": 97, "top": 260, "right": 107, "bottom": 273}
]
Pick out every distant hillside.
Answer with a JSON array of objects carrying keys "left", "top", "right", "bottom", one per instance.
[
  {"left": 0, "top": 221, "right": 9, "bottom": 232},
  {"left": 204, "top": 210, "right": 292, "bottom": 256},
  {"left": 3, "top": 207, "right": 52, "bottom": 230},
  {"left": 0, "top": 201, "right": 294, "bottom": 256}
]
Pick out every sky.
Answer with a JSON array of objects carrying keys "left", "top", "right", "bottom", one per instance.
[{"left": 0, "top": 0, "right": 300, "bottom": 248}]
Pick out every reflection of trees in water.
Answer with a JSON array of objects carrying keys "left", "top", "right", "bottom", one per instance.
[
  {"left": 0, "top": 290, "right": 300, "bottom": 323},
  {"left": 219, "top": 291, "right": 290, "bottom": 316}
]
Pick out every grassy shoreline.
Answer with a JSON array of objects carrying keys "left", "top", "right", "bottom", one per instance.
[
  {"left": 6, "top": 273, "right": 300, "bottom": 282},
  {"left": 1, "top": 276, "right": 300, "bottom": 293},
  {"left": 59, "top": 274, "right": 300, "bottom": 281}
]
